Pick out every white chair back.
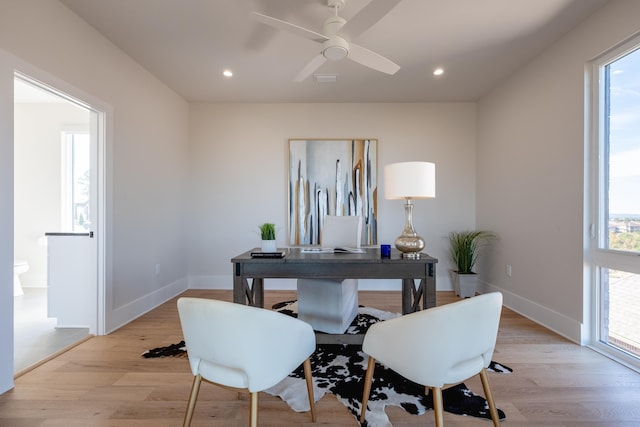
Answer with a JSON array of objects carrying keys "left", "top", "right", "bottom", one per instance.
[
  {"left": 362, "top": 292, "right": 503, "bottom": 388},
  {"left": 177, "top": 297, "right": 315, "bottom": 392}
]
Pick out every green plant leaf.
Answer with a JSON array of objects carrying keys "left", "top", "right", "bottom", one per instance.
[
  {"left": 448, "top": 230, "right": 495, "bottom": 273},
  {"left": 259, "top": 223, "right": 276, "bottom": 240}
]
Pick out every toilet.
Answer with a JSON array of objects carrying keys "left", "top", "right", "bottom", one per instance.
[{"left": 13, "top": 259, "right": 29, "bottom": 297}]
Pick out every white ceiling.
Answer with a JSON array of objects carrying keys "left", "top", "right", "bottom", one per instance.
[{"left": 58, "top": 0, "right": 608, "bottom": 103}]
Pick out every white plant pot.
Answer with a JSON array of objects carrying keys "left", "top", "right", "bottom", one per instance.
[
  {"left": 450, "top": 270, "right": 478, "bottom": 298},
  {"left": 449, "top": 269, "right": 460, "bottom": 296},
  {"left": 261, "top": 239, "right": 277, "bottom": 252}
]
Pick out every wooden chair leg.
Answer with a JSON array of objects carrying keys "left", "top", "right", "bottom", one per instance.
[
  {"left": 303, "top": 358, "right": 317, "bottom": 422},
  {"left": 432, "top": 387, "right": 444, "bottom": 427},
  {"left": 480, "top": 368, "right": 501, "bottom": 426},
  {"left": 183, "top": 374, "right": 202, "bottom": 427},
  {"left": 249, "top": 392, "right": 258, "bottom": 427},
  {"left": 360, "top": 356, "right": 376, "bottom": 423}
]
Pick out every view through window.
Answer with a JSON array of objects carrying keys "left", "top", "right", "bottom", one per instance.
[
  {"left": 599, "top": 45, "right": 640, "bottom": 360},
  {"left": 62, "top": 131, "right": 91, "bottom": 232}
]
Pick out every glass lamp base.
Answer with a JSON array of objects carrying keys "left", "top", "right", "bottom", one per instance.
[
  {"left": 394, "top": 234, "right": 425, "bottom": 259},
  {"left": 395, "top": 199, "right": 426, "bottom": 259}
]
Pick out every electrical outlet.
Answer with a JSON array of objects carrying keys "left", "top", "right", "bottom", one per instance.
[{"left": 506, "top": 265, "right": 512, "bottom": 277}]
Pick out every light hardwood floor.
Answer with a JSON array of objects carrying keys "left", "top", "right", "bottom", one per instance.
[{"left": 2, "top": 290, "right": 640, "bottom": 426}]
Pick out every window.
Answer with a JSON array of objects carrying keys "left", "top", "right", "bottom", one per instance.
[
  {"left": 61, "top": 131, "right": 91, "bottom": 232},
  {"left": 589, "top": 36, "right": 640, "bottom": 370},
  {"left": 603, "top": 49, "right": 640, "bottom": 252}
]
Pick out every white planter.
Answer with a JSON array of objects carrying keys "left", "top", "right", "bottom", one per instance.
[
  {"left": 449, "top": 269, "right": 460, "bottom": 296},
  {"left": 261, "top": 239, "right": 277, "bottom": 252},
  {"left": 450, "top": 270, "right": 478, "bottom": 298}
]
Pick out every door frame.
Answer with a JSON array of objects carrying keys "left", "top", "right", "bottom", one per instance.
[{"left": 13, "top": 68, "right": 109, "bottom": 336}]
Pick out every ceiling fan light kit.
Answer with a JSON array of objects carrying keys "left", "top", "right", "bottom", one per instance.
[
  {"left": 252, "top": 0, "right": 402, "bottom": 81},
  {"left": 323, "top": 37, "right": 349, "bottom": 60}
]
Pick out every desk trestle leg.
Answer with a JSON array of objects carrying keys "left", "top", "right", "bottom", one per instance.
[
  {"left": 402, "top": 278, "right": 426, "bottom": 314},
  {"left": 239, "top": 278, "right": 264, "bottom": 307}
]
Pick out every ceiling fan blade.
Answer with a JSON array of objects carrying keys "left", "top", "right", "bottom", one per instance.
[
  {"left": 294, "top": 54, "right": 327, "bottom": 82},
  {"left": 338, "top": 0, "right": 403, "bottom": 40},
  {"left": 252, "top": 12, "right": 328, "bottom": 44},
  {"left": 348, "top": 43, "right": 400, "bottom": 75}
]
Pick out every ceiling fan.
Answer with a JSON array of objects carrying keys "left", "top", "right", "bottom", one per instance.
[{"left": 252, "top": 0, "right": 402, "bottom": 82}]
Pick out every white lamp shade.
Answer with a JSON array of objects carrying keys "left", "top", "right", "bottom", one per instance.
[{"left": 384, "top": 161, "right": 436, "bottom": 200}]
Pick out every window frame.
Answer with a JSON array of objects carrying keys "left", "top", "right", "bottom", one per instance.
[{"left": 587, "top": 33, "right": 640, "bottom": 372}]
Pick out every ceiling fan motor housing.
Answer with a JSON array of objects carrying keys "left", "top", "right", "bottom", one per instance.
[{"left": 322, "top": 15, "right": 349, "bottom": 60}]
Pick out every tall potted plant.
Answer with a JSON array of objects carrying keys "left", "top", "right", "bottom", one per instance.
[
  {"left": 449, "top": 230, "right": 495, "bottom": 298},
  {"left": 259, "top": 222, "right": 277, "bottom": 252}
]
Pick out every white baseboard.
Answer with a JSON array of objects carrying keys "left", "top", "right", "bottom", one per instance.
[
  {"left": 481, "top": 282, "right": 582, "bottom": 344},
  {"left": 106, "top": 277, "right": 188, "bottom": 334},
  {"left": 188, "top": 275, "right": 234, "bottom": 289},
  {"left": 101, "top": 275, "right": 579, "bottom": 345}
]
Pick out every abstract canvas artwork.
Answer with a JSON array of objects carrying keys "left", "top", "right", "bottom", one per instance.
[{"left": 288, "top": 139, "right": 377, "bottom": 245}]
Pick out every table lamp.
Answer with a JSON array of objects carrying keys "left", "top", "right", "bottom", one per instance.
[{"left": 384, "top": 161, "right": 436, "bottom": 259}]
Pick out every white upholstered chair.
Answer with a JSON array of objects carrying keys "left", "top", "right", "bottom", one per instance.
[
  {"left": 297, "top": 215, "right": 362, "bottom": 333},
  {"left": 360, "top": 292, "right": 503, "bottom": 427},
  {"left": 177, "top": 297, "right": 317, "bottom": 427}
]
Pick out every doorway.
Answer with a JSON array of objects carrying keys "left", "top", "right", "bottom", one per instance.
[{"left": 13, "top": 74, "right": 103, "bottom": 373}]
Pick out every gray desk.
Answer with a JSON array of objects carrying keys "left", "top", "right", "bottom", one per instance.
[{"left": 231, "top": 248, "right": 438, "bottom": 344}]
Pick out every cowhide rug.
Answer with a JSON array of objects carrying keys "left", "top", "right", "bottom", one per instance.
[
  {"left": 142, "top": 301, "right": 511, "bottom": 427},
  {"left": 267, "top": 301, "right": 510, "bottom": 427}
]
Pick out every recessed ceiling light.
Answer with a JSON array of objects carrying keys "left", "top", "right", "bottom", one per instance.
[
  {"left": 433, "top": 68, "right": 444, "bottom": 76},
  {"left": 223, "top": 70, "right": 233, "bottom": 77}
]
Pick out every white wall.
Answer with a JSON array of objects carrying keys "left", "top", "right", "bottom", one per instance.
[
  {"left": 0, "top": 0, "right": 189, "bottom": 393},
  {"left": 14, "top": 103, "right": 90, "bottom": 287},
  {"left": 476, "top": 0, "right": 640, "bottom": 342},
  {"left": 188, "top": 103, "right": 478, "bottom": 290}
]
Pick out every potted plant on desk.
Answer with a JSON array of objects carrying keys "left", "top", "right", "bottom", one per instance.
[
  {"left": 449, "top": 230, "right": 495, "bottom": 298},
  {"left": 259, "top": 222, "right": 277, "bottom": 252}
]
